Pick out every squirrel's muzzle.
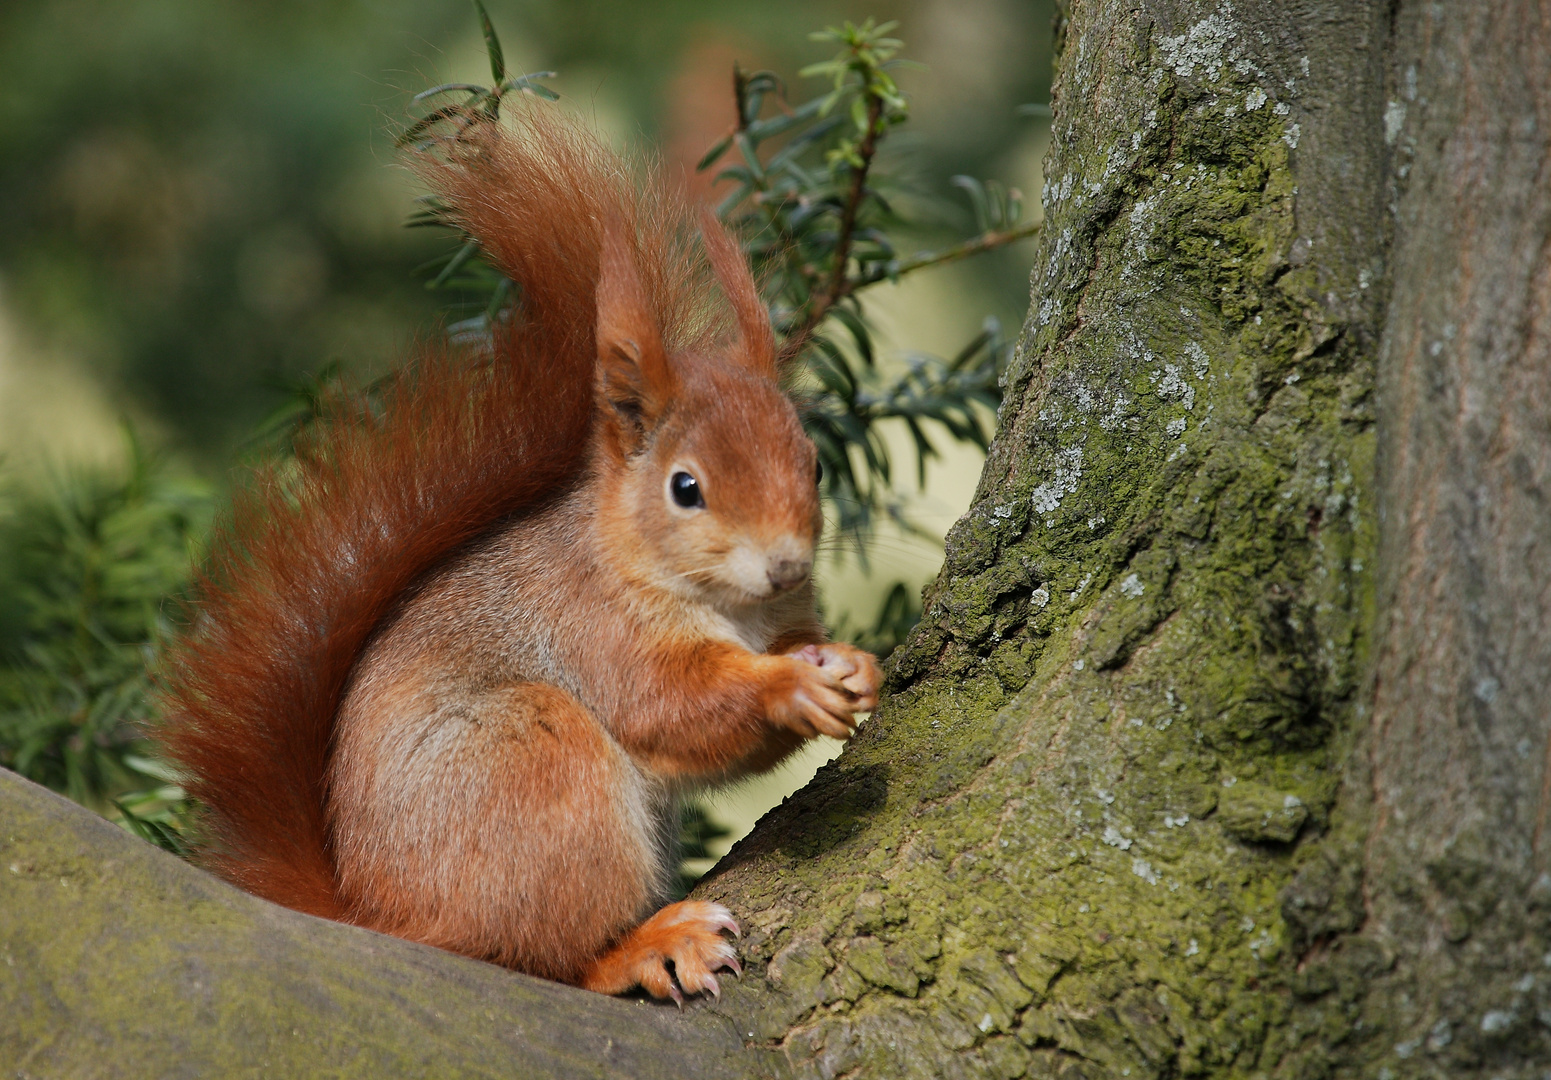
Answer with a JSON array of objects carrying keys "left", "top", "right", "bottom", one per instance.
[{"left": 766, "top": 557, "right": 812, "bottom": 592}]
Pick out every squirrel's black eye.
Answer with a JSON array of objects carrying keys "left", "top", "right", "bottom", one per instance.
[
  {"left": 670, "top": 471, "right": 704, "bottom": 509},
  {"left": 815, "top": 458, "right": 824, "bottom": 485}
]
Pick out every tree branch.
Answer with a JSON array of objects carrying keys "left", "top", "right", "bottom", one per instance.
[
  {"left": 779, "top": 219, "right": 1042, "bottom": 364},
  {"left": 0, "top": 770, "right": 767, "bottom": 1078},
  {"left": 863, "top": 219, "right": 1043, "bottom": 286},
  {"left": 779, "top": 197, "right": 1041, "bottom": 365}
]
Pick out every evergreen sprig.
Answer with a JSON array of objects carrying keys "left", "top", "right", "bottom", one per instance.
[{"left": 0, "top": 436, "right": 208, "bottom": 831}]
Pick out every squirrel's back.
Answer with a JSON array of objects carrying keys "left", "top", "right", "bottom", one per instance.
[{"left": 156, "top": 105, "right": 739, "bottom": 917}]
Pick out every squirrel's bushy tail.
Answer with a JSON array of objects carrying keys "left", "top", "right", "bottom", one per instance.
[
  {"left": 425, "top": 103, "right": 726, "bottom": 361},
  {"left": 157, "top": 104, "right": 724, "bottom": 916}
]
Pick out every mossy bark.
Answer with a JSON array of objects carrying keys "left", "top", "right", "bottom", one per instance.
[
  {"left": 0, "top": 770, "right": 768, "bottom": 1079},
  {"left": 6, "top": 2, "right": 1550, "bottom": 1077},
  {"left": 694, "top": 1, "right": 1551, "bottom": 1077}
]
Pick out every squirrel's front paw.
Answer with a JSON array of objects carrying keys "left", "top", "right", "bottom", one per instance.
[
  {"left": 768, "top": 643, "right": 881, "bottom": 740},
  {"left": 792, "top": 642, "right": 881, "bottom": 708}
]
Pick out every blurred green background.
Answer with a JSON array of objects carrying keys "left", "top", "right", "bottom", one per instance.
[{"left": 0, "top": 0, "right": 1053, "bottom": 856}]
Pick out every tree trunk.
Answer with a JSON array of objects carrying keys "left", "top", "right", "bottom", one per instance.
[
  {"left": 694, "top": 1, "right": 1551, "bottom": 1077},
  {"left": 6, "top": 2, "right": 1550, "bottom": 1077},
  {"left": 1362, "top": 2, "right": 1551, "bottom": 1073}
]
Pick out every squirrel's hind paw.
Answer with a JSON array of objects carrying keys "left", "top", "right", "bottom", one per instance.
[{"left": 581, "top": 900, "right": 741, "bottom": 1004}]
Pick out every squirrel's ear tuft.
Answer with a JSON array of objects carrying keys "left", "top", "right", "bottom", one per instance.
[
  {"left": 596, "top": 215, "right": 674, "bottom": 445},
  {"left": 701, "top": 209, "right": 776, "bottom": 379}
]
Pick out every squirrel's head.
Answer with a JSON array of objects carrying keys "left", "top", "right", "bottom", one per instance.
[{"left": 591, "top": 215, "right": 821, "bottom": 609}]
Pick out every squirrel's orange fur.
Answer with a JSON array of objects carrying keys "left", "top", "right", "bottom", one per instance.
[{"left": 156, "top": 106, "right": 879, "bottom": 998}]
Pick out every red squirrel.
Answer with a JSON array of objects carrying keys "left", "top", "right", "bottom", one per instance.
[{"left": 156, "top": 105, "right": 880, "bottom": 1002}]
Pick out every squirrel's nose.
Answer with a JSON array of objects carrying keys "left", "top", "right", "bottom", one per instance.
[{"left": 767, "top": 557, "right": 812, "bottom": 592}]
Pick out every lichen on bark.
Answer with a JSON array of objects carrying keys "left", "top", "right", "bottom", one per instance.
[{"left": 698, "top": 2, "right": 1391, "bottom": 1076}]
